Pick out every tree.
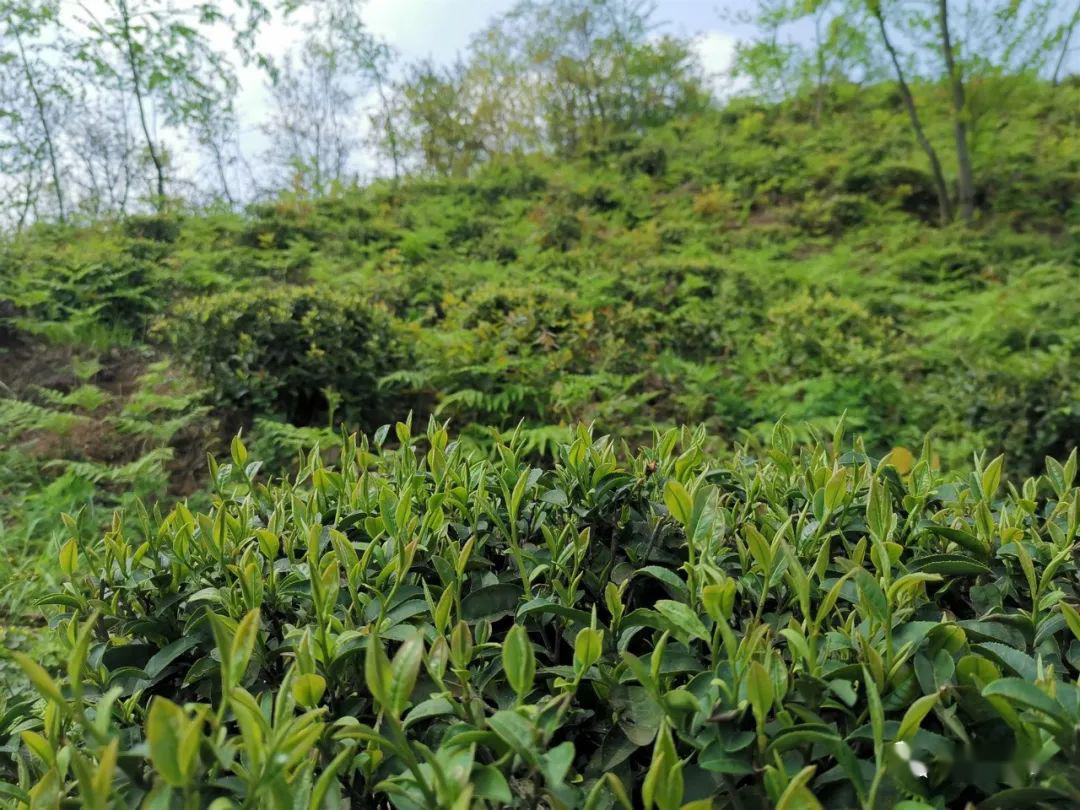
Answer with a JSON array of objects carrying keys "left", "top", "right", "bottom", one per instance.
[
  {"left": 1051, "top": 2, "right": 1080, "bottom": 85},
  {"left": 729, "top": 0, "right": 878, "bottom": 113},
  {"left": 868, "top": 0, "right": 1068, "bottom": 224},
  {"left": 68, "top": 0, "right": 254, "bottom": 209},
  {"left": 262, "top": 38, "right": 359, "bottom": 194},
  {"left": 66, "top": 88, "right": 137, "bottom": 216},
  {"left": 494, "top": 0, "right": 707, "bottom": 154},
  {"left": 867, "top": 0, "right": 954, "bottom": 224},
  {"left": 1, "top": 0, "right": 67, "bottom": 222},
  {"left": 192, "top": 100, "right": 248, "bottom": 207},
  {"left": 398, "top": 59, "right": 492, "bottom": 177},
  {"left": 0, "top": 69, "right": 47, "bottom": 229},
  {"left": 735, "top": 0, "right": 1075, "bottom": 225},
  {"left": 936, "top": 0, "right": 973, "bottom": 222},
  {"left": 396, "top": 0, "right": 707, "bottom": 173},
  {"left": 298, "top": 0, "right": 405, "bottom": 182}
]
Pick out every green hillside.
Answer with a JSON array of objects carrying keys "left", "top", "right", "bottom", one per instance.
[
  {"left": 1, "top": 53, "right": 1079, "bottom": 810},
  {"left": 2, "top": 76, "right": 1078, "bottom": 608}
]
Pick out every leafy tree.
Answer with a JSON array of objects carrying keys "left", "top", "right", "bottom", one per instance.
[
  {"left": 486, "top": 0, "right": 708, "bottom": 155},
  {"left": 735, "top": 0, "right": 1077, "bottom": 224},
  {"left": 67, "top": 0, "right": 261, "bottom": 209},
  {"left": 866, "top": 0, "right": 955, "bottom": 224},
  {"left": 729, "top": 0, "right": 876, "bottom": 117},
  {"left": 0, "top": 0, "right": 67, "bottom": 223},
  {"left": 396, "top": 0, "right": 707, "bottom": 174},
  {"left": 399, "top": 59, "right": 490, "bottom": 177}
]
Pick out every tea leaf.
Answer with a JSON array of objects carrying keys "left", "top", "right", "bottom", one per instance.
[{"left": 503, "top": 624, "right": 536, "bottom": 699}]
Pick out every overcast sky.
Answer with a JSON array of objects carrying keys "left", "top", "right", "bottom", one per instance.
[
  {"left": 362, "top": 0, "right": 742, "bottom": 65},
  {"left": 227, "top": 1, "right": 750, "bottom": 166}
]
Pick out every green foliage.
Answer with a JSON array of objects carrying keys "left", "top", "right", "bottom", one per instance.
[
  {"left": 3, "top": 76, "right": 1076, "bottom": 473},
  {"left": 3, "top": 421, "right": 1080, "bottom": 808},
  {"left": 160, "top": 285, "right": 410, "bottom": 428},
  {"left": 0, "top": 350, "right": 210, "bottom": 619},
  {"left": 1, "top": 6, "right": 1077, "bottom": 805},
  {"left": 0, "top": 225, "right": 164, "bottom": 339}
]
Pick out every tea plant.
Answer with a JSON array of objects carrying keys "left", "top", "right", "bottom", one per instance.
[
  {"left": 159, "top": 286, "right": 409, "bottom": 428},
  {"left": 3, "top": 419, "right": 1079, "bottom": 808}
]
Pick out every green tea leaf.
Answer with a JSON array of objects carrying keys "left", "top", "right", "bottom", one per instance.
[
  {"left": 664, "top": 481, "right": 692, "bottom": 528},
  {"left": 503, "top": 624, "right": 536, "bottom": 699},
  {"left": 655, "top": 600, "right": 708, "bottom": 643},
  {"left": 146, "top": 698, "right": 187, "bottom": 787},
  {"left": 291, "top": 673, "right": 327, "bottom": 708}
]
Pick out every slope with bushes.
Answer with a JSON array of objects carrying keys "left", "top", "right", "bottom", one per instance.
[{"left": 3, "top": 79, "right": 1076, "bottom": 477}]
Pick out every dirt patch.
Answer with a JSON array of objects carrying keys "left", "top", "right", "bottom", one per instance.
[{"left": 0, "top": 336, "right": 79, "bottom": 398}]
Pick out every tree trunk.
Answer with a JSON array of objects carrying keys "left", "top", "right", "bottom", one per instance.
[
  {"left": 813, "top": 11, "right": 826, "bottom": 124},
  {"left": 209, "top": 138, "right": 235, "bottom": 207},
  {"left": 1052, "top": 2, "right": 1080, "bottom": 86},
  {"left": 369, "top": 57, "right": 402, "bottom": 184},
  {"left": 872, "top": 6, "right": 954, "bottom": 225},
  {"left": 119, "top": 0, "right": 166, "bottom": 209},
  {"left": 15, "top": 29, "right": 66, "bottom": 222},
  {"left": 938, "top": 0, "right": 974, "bottom": 223}
]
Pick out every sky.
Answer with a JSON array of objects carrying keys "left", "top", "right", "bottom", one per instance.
[
  {"left": 228, "top": 1, "right": 751, "bottom": 167},
  {"left": 361, "top": 0, "right": 743, "bottom": 66}
]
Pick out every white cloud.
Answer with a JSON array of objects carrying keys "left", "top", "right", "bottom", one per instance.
[
  {"left": 364, "top": 0, "right": 517, "bottom": 63},
  {"left": 693, "top": 29, "right": 750, "bottom": 98},
  {"left": 694, "top": 30, "right": 737, "bottom": 77}
]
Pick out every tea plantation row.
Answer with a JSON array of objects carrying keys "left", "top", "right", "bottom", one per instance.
[{"left": 2, "top": 420, "right": 1079, "bottom": 808}]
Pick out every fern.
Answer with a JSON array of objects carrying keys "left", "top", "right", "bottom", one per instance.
[
  {"left": 37, "top": 384, "right": 110, "bottom": 411},
  {"left": 48, "top": 447, "right": 173, "bottom": 486},
  {"left": 455, "top": 422, "right": 572, "bottom": 459},
  {"left": 0, "top": 399, "right": 86, "bottom": 440}
]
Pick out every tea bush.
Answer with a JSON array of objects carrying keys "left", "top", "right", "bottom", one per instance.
[
  {"left": 5, "top": 420, "right": 1080, "bottom": 808},
  {"left": 160, "top": 286, "right": 409, "bottom": 428}
]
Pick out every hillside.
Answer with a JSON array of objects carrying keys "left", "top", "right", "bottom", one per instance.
[
  {"left": 0, "top": 79, "right": 1076, "bottom": 607},
  {"left": 0, "top": 74, "right": 1079, "bottom": 808}
]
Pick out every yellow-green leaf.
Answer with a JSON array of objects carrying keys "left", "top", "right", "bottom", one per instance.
[
  {"left": 574, "top": 627, "right": 604, "bottom": 674},
  {"left": 20, "top": 731, "right": 54, "bottom": 766},
  {"left": 896, "top": 692, "right": 939, "bottom": 741},
  {"left": 11, "top": 652, "right": 65, "bottom": 707},
  {"left": 747, "top": 660, "right": 774, "bottom": 727},
  {"left": 1061, "top": 603, "right": 1080, "bottom": 642},
  {"left": 503, "top": 624, "right": 535, "bottom": 699},
  {"left": 229, "top": 608, "right": 260, "bottom": 686},
  {"left": 146, "top": 697, "right": 186, "bottom": 787},
  {"left": 291, "top": 673, "right": 327, "bottom": 708},
  {"left": 365, "top": 635, "right": 392, "bottom": 708},
  {"left": 59, "top": 538, "right": 78, "bottom": 576},
  {"left": 664, "top": 481, "right": 692, "bottom": 528}
]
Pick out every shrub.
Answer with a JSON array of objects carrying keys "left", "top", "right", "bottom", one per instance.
[
  {"left": 754, "top": 292, "right": 894, "bottom": 381},
  {"left": 691, "top": 186, "right": 740, "bottom": 220},
  {"left": 160, "top": 285, "right": 407, "bottom": 427},
  {"left": 5, "top": 421, "right": 1080, "bottom": 808},
  {"left": 122, "top": 213, "right": 182, "bottom": 244},
  {"left": 790, "top": 192, "right": 870, "bottom": 236}
]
